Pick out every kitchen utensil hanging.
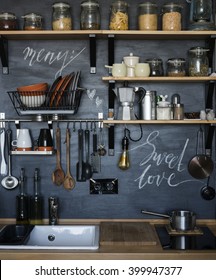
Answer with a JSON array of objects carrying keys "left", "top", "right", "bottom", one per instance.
[{"left": 188, "top": 126, "right": 214, "bottom": 179}]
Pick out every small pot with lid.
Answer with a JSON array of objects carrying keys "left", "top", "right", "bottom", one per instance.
[{"left": 141, "top": 209, "right": 196, "bottom": 231}]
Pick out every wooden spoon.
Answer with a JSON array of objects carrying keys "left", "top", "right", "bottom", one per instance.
[
  {"left": 63, "top": 128, "right": 76, "bottom": 190},
  {"left": 52, "top": 127, "right": 65, "bottom": 186}
]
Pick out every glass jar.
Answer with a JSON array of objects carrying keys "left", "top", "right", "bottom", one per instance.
[
  {"left": 0, "top": 12, "right": 18, "bottom": 30},
  {"left": 22, "top": 13, "right": 43, "bottom": 30},
  {"left": 109, "top": 1, "right": 129, "bottom": 30},
  {"left": 145, "top": 58, "right": 164, "bottom": 76},
  {"left": 162, "top": 3, "right": 182, "bottom": 31},
  {"left": 52, "top": 2, "right": 72, "bottom": 30},
  {"left": 138, "top": 2, "right": 158, "bottom": 30},
  {"left": 188, "top": 47, "right": 209, "bottom": 76},
  {"left": 166, "top": 58, "right": 186, "bottom": 77},
  {"left": 80, "top": 0, "right": 100, "bottom": 30}
]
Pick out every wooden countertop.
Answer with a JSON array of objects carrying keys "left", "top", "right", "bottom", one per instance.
[{"left": 0, "top": 219, "right": 216, "bottom": 260}]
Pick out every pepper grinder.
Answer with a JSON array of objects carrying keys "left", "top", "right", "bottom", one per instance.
[{"left": 171, "top": 93, "right": 184, "bottom": 120}]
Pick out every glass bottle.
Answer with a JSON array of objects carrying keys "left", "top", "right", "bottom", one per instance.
[
  {"left": 138, "top": 2, "right": 158, "bottom": 30},
  {"left": 109, "top": 1, "right": 129, "bottom": 30},
  {"left": 29, "top": 169, "right": 43, "bottom": 225},
  {"left": 22, "top": 13, "right": 43, "bottom": 30},
  {"left": 52, "top": 2, "right": 72, "bottom": 30},
  {"left": 80, "top": 0, "right": 100, "bottom": 30},
  {"left": 166, "top": 58, "right": 186, "bottom": 77},
  {"left": 188, "top": 47, "right": 209, "bottom": 76},
  {"left": 145, "top": 58, "right": 164, "bottom": 76},
  {"left": 162, "top": 3, "right": 182, "bottom": 31},
  {"left": 0, "top": 12, "right": 18, "bottom": 30}
]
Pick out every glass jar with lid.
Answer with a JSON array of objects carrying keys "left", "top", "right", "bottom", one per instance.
[
  {"left": 109, "top": 1, "right": 129, "bottom": 30},
  {"left": 166, "top": 58, "right": 186, "bottom": 77},
  {"left": 145, "top": 58, "right": 164, "bottom": 76},
  {"left": 22, "top": 13, "right": 43, "bottom": 30},
  {"left": 162, "top": 3, "right": 182, "bottom": 31},
  {"left": 0, "top": 12, "right": 18, "bottom": 30},
  {"left": 138, "top": 2, "right": 158, "bottom": 30},
  {"left": 52, "top": 2, "right": 72, "bottom": 30},
  {"left": 80, "top": 0, "right": 100, "bottom": 30},
  {"left": 188, "top": 47, "right": 209, "bottom": 76}
]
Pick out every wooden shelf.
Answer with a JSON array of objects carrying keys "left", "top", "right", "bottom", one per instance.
[
  {"left": 102, "top": 76, "right": 216, "bottom": 82},
  {"left": 0, "top": 30, "right": 216, "bottom": 40},
  {"left": 103, "top": 119, "right": 216, "bottom": 125},
  {"left": 11, "top": 150, "right": 54, "bottom": 155}
]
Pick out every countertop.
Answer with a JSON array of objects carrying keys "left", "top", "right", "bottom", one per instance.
[{"left": 0, "top": 219, "right": 216, "bottom": 260}]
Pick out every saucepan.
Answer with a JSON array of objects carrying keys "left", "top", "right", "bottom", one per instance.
[
  {"left": 141, "top": 210, "right": 196, "bottom": 231},
  {"left": 188, "top": 127, "right": 214, "bottom": 179}
]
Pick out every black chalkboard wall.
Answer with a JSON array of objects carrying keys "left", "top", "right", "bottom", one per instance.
[{"left": 0, "top": 0, "right": 216, "bottom": 220}]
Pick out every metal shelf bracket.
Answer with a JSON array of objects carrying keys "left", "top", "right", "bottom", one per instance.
[{"left": 0, "top": 36, "right": 9, "bottom": 75}]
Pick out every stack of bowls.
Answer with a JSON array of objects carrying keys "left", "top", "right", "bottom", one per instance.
[{"left": 17, "top": 83, "right": 48, "bottom": 107}]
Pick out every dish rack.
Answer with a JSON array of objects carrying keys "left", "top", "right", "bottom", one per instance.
[{"left": 8, "top": 89, "right": 84, "bottom": 116}]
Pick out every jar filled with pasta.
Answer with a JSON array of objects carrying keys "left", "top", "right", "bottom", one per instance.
[
  {"left": 138, "top": 2, "right": 158, "bottom": 31},
  {"left": 162, "top": 3, "right": 182, "bottom": 31},
  {"left": 52, "top": 2, "right": 72, "bottom": 30},
  {"left": 109, "top": 1, "right": 129, "bottom": 30}
]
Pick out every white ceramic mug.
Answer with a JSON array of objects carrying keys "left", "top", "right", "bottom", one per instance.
[
  {"left": 135, "top": 63, "right": 150, "bottom": 77},
  {"left": 12, "top": 129, "right": 32, "bottom": 151},
  {"left": 105, "top": 63, "right": 127, "bottom": 77}
]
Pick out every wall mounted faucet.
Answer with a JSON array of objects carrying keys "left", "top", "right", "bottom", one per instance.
[{"left": 49, "top": 196, "right": 58, "bottom": 225}]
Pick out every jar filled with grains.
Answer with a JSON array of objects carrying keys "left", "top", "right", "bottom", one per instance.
[
  {"left": 0, "top": 12, "right": 18, "bottom": 30},
  {"left": 166, "top": 58, "right": 186, "bottom": 77},
  {"left": 138, "top": 2, "right": 158, "bottom": 31},
  {"left": 162, "top": 3, "right": 182, "bottom": 31},
  {"left": 52, "top": 2, "right": 72, "bottom": 30},
  {"left": 22, "top": 13, "right": 43, "bottom": 30},
  {"left": 109, "top": 1, "right": 129, "bottom": 30},
  {"left": 80, "top": 0, "right": 100, "bottom": 30},
  {"left": 188, "top": 47, "right": 209, "bottom": 76}
]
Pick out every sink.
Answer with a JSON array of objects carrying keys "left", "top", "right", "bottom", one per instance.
[{"left": 0, "top": 224, "right": 100, "bottom": 250}]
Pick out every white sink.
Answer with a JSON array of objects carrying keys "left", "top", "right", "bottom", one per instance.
[{"left": 0, "top": 225, "right": 100, "bottom": 250}]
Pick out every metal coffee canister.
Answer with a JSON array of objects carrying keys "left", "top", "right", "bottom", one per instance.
[{"left": 141, "top": 90, "right": 156, "bottom": 120}]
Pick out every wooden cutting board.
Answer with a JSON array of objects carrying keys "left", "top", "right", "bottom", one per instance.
[{"left": 100, "top": 222, "right": 157, "bottom": 246}]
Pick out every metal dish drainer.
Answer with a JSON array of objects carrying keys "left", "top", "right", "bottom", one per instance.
[{"left": 8, "top": 89, "right": 84, "bottom": 117}]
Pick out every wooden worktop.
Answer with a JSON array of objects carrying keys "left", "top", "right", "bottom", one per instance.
[{"left": 0, "top": 219, "right": 215, "bottom": 260}]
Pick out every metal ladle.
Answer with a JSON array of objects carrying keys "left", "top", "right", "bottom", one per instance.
[{"left": 1, "top": 129, "right": 19, "bottom": 190}]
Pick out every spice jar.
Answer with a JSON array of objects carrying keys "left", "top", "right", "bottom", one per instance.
[
  {"left": 22, "top": 13, "right": 43, "bottom": 30},
  {"left": 145, "top": 58, "right": 164, "bottom": 76},
  {"left": 52, "top": 2, "right": 72, "bottom": 30},
  {"left": 188, "top": 47, "right": 209, "bottom": 76},
  {"left": 109, "top": 1, "right": 129, "bottom": 30},
  {"left": 80, "top": 0, "right": 100, "bottom": 30},
  {"left": 138, "top": 2, "right": 158, "bottom": 30},
  {"left": 156, "top": 95, "right": 171, "bottom": 120},
  {"left": 162, "top": 3, "right": 182, "bottom": 31},
  {"left": 0, "top": 12, "right": 18, "bottom": 30},
  {"left": 167, "top": 58, "right": 186, "bottom": 77}
]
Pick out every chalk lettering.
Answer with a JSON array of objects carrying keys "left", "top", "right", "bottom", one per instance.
[{"left": 23, "top": 46, "right": 86, "bottom": 78}]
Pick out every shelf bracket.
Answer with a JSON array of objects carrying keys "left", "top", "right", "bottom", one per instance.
[
  {"left": 0, "top": 36, "right": 9, "bottom": 75},
  {"left": 206, "top": 37, "right": 215, "bottom": 73},
  {"left": 107, "top": 35, "right": 115, "bottom": 156},
  {"left": 89, "top": 34, "right": 96, "bottom": 74}
]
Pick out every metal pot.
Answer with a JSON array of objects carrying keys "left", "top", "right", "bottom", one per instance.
[{"left": 141, "top": 210, "right": 196, "bottom": 231}]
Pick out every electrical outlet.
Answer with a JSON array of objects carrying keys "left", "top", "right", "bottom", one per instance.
[{"left": 90, "top": 178, "right": 118, "bottom": 194}]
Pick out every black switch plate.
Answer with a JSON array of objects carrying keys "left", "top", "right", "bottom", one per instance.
[{"left": 90, "top": 178, "right": 118, "bottom": 194}]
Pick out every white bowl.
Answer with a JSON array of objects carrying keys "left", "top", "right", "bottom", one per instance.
[{"left": 20, "top": 94, "right": 46, "bottom": 107}]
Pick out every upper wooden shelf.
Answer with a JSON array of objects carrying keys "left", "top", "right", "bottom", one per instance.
[
  {"left": 0, "top": 30, "right": 216, "bottom": 40},
  {"left": 103, "top": 119, "right": 216, "bottom": 125},
  {"left": 102, "top": 76, "right": 216, "bottom": 82}
]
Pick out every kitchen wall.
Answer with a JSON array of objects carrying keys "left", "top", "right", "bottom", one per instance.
[{"left": 0, "top": 0, "right": 216, "bottom": 220}]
